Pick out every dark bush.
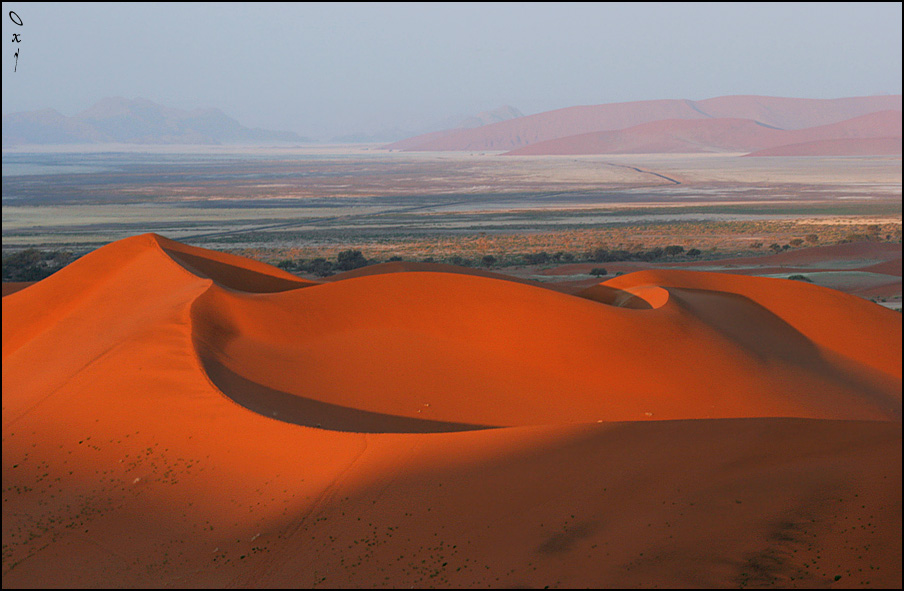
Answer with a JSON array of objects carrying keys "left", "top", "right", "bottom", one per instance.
[
  {"left": 336, "top": 249, "right": 368, "bottom": 271},
  {"left": 524, "top": 251, "right": 550, "bottom": 265},
  {"left": 306, "top": 258, "right": 334, "bottom": 277}
]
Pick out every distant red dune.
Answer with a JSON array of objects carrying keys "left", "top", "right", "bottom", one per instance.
[
  {"left": 387, "top": 94, "right": 902, "bottom": 152},
  {"left": 744, "top": 136, "right": 902, "bottom": 157},
  {"left": 505, "top": 110, "right": 902, "bottom": 155}
]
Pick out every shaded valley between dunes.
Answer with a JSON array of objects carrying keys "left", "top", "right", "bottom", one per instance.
[{"left": 3, "top": 234, "right": 901, "bottom": 588}]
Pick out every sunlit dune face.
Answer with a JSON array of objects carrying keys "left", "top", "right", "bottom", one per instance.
[
  {"left": 188, "top": 264, "right": 900, "bottom": 431},
  {"left": 4, "top": 234, "right": 901, "bottom": 437},
  {"left": 3, "top": 234, "right": 901, "bottom": 589}
]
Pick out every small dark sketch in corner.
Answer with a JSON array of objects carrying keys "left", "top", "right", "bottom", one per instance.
[{"left": 10, "top": 10, "right": 23, "bottom": 72}]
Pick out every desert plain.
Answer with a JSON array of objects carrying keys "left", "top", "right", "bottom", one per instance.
[{"left": 2, "top": 143, "right": 902, "bottom": 588}]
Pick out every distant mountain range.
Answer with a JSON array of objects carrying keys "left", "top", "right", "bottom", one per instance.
[
  {"left": 331, "top": 105, "right": 524, "bottom": 144},
  {"left": 2, "top": 97, "right": 311, "bottom": 146},
  {"left": 385, "top": 95, "right": 902, "bottom": 156}
]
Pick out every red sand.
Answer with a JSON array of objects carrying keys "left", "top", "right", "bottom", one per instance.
[
  {"left": 3, "top": 234, "right": 901, "bottom": 588},
  {"left": 505, "top": 111, "right": 902, "bottom": 156},
  {"left": 861, "top": 258, "right": 903, "bottom": 277},
  {"left": 540, "top": 242, "right": 902, "bottom": 276},
  {"left": 744, "top": 136, "right": 902, "bottom": 157},
  {"left": 1, "top": 282, "right": 34, "bottom": 297},
  {"left": 387, "top": 94, "right": 902, "bottom": 152}
]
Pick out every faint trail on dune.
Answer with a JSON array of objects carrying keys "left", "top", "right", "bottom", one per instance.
[
  {"left": 603, "top": 162, "right": 681, "bottom": 185},
  {"left": 227, "top": 434, "right": 371, "bottom": 588},
  {"left": 684, "top": 99, "right": 715, "bottom": 119}
]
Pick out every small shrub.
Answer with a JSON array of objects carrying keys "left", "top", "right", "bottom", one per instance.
[
  {"left": 589, "top": 267, "right": 608, "bottom": 277},
  {"left": 336, "top": 249, "right": 368, "bottom": 271}
]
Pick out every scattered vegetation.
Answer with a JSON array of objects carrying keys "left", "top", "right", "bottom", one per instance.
[
  {"left": 1, "top": 248, "right": 80, "bottom": 282},
  {"left": 277, "top": 249, "right": 370, "bottom": 277},
  {"left": 4, "top": 220, "right": 900, "bottom": 282}
]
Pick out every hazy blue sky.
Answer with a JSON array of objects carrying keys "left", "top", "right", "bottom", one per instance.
[{"left": 2, "top": 2, "right": 902, "bottom": 139}]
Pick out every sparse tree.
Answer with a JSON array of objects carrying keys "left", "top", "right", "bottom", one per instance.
[
  {"left": 589, "top": 267, "right": 608, "bottom": 277},
  {"left": 307, "top": 258, "right": 334, "bottom": 277},
  {"left": 663, "top": 245, "right": 685, "bottom": 257},
  {"left": 336, "top": 249, "right": 368, "bottom": 271}
]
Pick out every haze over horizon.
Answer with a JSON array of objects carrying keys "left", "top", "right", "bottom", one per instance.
[{"left": 2, "top": 2, "right": 902, "bottom": 140}]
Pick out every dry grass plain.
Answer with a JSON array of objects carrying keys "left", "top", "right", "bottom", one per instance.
[{"left": 3, "top": 147, "right": 900, "bottom": 257}]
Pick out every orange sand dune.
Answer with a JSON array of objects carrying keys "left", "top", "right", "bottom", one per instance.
[{"left": 3, "top": 235, "right": 901, "bottom": 588}]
